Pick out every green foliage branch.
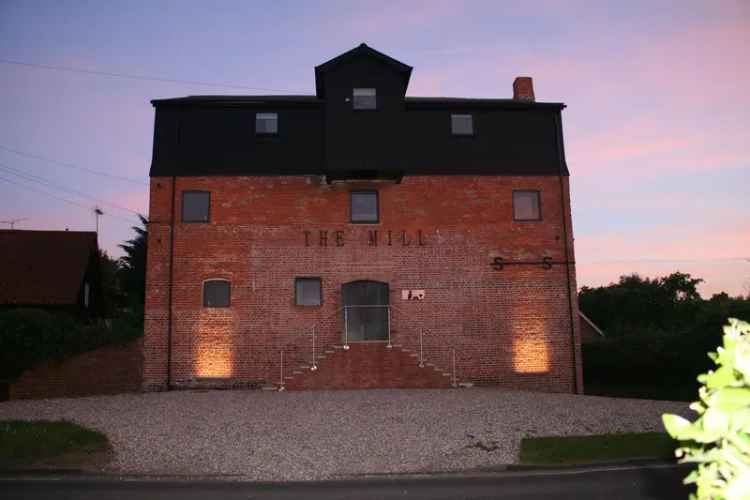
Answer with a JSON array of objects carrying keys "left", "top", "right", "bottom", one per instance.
[{"left": 663, "top": 318, "right": 750, "bottom": 499}]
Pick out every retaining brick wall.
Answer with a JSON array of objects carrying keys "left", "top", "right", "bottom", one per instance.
[
  {"left": 144, "top": 175, "right": 582, "bottom": 394},
  {"left": 8, "top": 340, "right": 143, "bottom": 400}
]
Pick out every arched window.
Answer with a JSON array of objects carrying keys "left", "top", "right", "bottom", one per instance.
[{"left": 203, "top": 280, "right": 230, "bottom": 308}]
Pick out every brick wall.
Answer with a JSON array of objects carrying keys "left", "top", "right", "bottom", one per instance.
[
  {"left": 8, "top": 340, "right": 142, "bottom": 400},
  {"left": 144, "top": 175, "right": 582, "bottom": 393}
]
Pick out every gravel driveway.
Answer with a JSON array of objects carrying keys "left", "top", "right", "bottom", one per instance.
[{"left": 0, "top": 389, "right": 689, "bottom": 480}]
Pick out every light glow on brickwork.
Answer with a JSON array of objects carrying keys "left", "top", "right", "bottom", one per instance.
[
  {"left": 513, "top": 337, "right": 550, "bottom": 373},
  {"left": 195, "top": 345, "right": 234, "bottom": 378},
  {"left": 512, "top": 316, "right": 550, "bottom": 374},
  {"left": 193, "top": 314, "right": 235, "bottom": 378}
]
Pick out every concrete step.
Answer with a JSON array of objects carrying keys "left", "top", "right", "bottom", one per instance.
[{"left": 458, "top": 382, "right": 474, "bottom": 388}]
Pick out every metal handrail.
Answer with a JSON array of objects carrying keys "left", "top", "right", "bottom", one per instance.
[
  {"left": 273, "top": 305, "right": 349, "bottom": 390},
  {"left": 408, "top": 327, "right": 458, "bottom": 387}
]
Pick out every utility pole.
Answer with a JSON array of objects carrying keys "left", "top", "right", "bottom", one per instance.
[
  {"left": 0, "top": 218, "right": 27, "bottom": 229},
  {"left": 93, "top": 207, "right": 103, "bottom": 234}
]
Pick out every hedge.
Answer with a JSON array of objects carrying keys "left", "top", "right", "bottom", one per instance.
[{"left": 0, "top": 308, "right": 142, "bottom": 382}]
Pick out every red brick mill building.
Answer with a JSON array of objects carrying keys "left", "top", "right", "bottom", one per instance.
[{"left": 143, "top": 44, "right": 583, "bottom": 393}]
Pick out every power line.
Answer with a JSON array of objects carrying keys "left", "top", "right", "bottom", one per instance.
[
  {"left": 0, "top": 174, "right": 138, "bottom": 225},
  {"left": 0, "top": 58, "right": 302, "bottom": 93},
  {"left": 0, "top": 162, "right": 143, "bottom": 217},
  {"left": 0, "top": 145, "right": 148, "bottom": 186},
  {"left": 0, "top": 218, "right": 27, "bottom": 229}
]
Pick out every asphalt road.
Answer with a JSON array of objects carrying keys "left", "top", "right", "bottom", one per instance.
[{"left": 1, "top": 464, "right": 692, "bottom": 500}]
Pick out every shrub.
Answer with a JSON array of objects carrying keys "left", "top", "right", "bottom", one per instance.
[
  {"left": 0, "top": 308, "right": 142, "bottom": 382},
  {"left": 663, "top": 318, "right": 750, "bottom": 499}
]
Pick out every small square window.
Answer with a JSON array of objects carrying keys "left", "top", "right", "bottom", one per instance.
[
  {"left": 182, "top": 191, "right": 210, "bottom": 223},
  {"left": 513, "top": 190, "right": 541, "bottom": 221},
  {"left": 256, "top": 112, "right": 278, "bottom": 134},
  {"left": 451, "top": 114, "right": 474, "bottom": 135},
  {"left": 204, "top": 280, "right": 230, "bottom": 307},
  {"left": 353, "top": 88, "right": 376, "bottom": 110},
  {"left": 351, "top": 191, "right": 378, "bottom": 223},
  {"left": 295, "top": 278, "right": 322, "bottom": 306}
]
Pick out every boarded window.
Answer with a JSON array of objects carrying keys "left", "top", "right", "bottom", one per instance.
[
  {"left": 256, "top": 112, "right": 278, "bottom": 134},
  {"left": 353, "top": 88, "right": 376, "bottom": 110},
  {"left": 451, "top": 114, "right": 474, "bottom": 135},
  {"left": 182, "top": 191, "right": 210, "bottom": 223},
  {"left": 350, "top": 191, "right": 378, "bottom": 223},
  {"left": 295, "top": 278, "right": 322, "bottom": 306},
  {"left": 513, "top": 190, "right": 541, "bottom": 221},
  {"left": 203, "top": 280, "right": 230, "bottom": 307}
]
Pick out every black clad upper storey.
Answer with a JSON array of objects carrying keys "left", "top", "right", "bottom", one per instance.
[{"left": 149, "top": 44, "right": 569, "bottom": 178}]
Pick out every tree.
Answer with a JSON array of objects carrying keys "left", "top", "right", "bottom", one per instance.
[
  {"left": 97, "top": 249, "right": 121, "bottom": 316},
  {"left": 117, "top": 214, "right": 148, "bottom": 311},
  {"left": 579, "top": 271, "right": 704, "bottom": 337}
]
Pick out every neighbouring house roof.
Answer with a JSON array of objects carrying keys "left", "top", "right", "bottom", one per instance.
[
  {"left": 0, "top": 230, "right": 97, "bottom": 306},
  {"left": 579, "top": 311, "right": 605, "bottom": 338}
]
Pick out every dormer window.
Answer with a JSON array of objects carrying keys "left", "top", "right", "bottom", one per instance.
[
  {"left": 451, "top": 114, "right": 474, "bottom": 136},
  {"left": 256, "top": 112, "right": 278, "bottom": 135},
  {"left": 353, "top": 88, "right": 376, "bottom": 110}
]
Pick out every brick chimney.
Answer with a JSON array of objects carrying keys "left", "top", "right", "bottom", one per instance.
[{"left": 513, "top": 77, "right": 535, "bottom": 101}]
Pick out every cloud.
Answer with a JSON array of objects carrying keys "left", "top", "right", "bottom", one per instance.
[{"left": 576, "top": 219, "right": 749, "bottom": 262}]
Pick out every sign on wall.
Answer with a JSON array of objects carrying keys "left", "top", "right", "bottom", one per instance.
[{"left": 401, "top": 289, "right": 425, "bottom": 301}]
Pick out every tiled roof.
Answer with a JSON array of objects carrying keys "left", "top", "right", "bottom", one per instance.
[{"left": 0, "top": 230, "right": 97, "bottom": 306}]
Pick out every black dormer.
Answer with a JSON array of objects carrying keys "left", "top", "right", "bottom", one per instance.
[
  {"left": 318, "top": 44, "right": 413, "bottom": 179},
  {"left": 314, "top": 43, "right": 412, "bottom": 99}
]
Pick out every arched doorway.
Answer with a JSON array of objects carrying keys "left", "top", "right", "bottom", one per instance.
[{"left": 342, "top": 280, "right": 389, "bottom": 341}]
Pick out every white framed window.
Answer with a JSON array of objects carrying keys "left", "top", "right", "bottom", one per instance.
[
  {"left": 295, "top": 278, "right": 322, "bottom": 306},
  {"left": 350, "top": 191, "right": 379, "bottom": 223},
  {"left": 203, "top": 280, "right": 231, "bottom": 307},
  {"left": 353, "top": 88, "right": 376, "bottom": 110},
  {"left": 451, "top": 114, "right": 474, "bottom": 135},
  {"left": 256, "top": 112, "right": 278, "bottom": 134},
  {"left": 513, "top": 190, "right": 542, "bottom": 221},
  {"left": 182, "top": 191, "right": 210, "bottom": 223}
]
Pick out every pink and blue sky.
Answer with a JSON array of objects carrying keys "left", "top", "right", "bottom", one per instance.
[{"left": 1, "top": 1, "right": 748, "bottom": 297}]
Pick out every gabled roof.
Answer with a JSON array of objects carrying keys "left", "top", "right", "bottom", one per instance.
[
  {"left": 315, "top": 43, "right": 413, "bottom": 98},
  {"left": 0, "top": 230, "right": 97, "bottom": 306}
]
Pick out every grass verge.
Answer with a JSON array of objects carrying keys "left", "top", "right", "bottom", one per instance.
[
  {"left": 519, "top": 432, "right": 676, "bottom": 465},
  {"left": 0, "top": 420, "right": 110, "bottom": 469}
]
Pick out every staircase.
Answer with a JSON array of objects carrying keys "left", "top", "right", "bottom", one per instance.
[{"left": 267, "top": 342, "right": 458, "bottom": 391}]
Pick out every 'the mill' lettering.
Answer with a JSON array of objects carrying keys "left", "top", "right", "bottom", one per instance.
[{"left": 304, "top": 230, "right": 427, "bottom": 247}]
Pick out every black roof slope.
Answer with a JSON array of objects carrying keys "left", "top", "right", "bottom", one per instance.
[{"left": 149, "top": 44, "right": 569, "bottom": 178}]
